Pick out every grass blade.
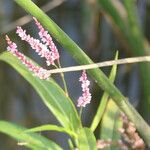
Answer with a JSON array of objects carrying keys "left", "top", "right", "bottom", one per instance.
[
  {"left": 98, "top": 0, "right": 150, "bottom": 121},
  {"left": 90, "top": 51, "right": 118, "bottom": 131},
  {"left": 23, "top": 124, "right": 77, "bottom": 138},
  {"left": 0, "top": 52, "right": 81, "bottom": 132},
  {"left": 6, "top": 0, "right": 150, "bottom": 146},
  {"left": 123, "top": 0, "right": 150, "bottom": 123},
  {"left": 0, "top": 120, "right": 62, "bottom": 150}
]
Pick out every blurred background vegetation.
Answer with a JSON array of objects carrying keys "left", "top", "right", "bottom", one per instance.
[{"left": 0, "top": 0, "right": 150, "bottom": 149}]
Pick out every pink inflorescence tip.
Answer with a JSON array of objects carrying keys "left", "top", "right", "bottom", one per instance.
[
  {"left": 16, "top": 26, "right": 56, "bottom": 66},
  {"left": 33, "top": 17, "right": 59, "bottom": 62},
  {"left": 6, "top": 35, "right": 50, "bottom": 80},
  {"left": 77, "top": 70, "right": 92, "bottom": 107}
]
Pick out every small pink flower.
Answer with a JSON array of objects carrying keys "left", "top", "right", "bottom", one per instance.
[
  {"left": 77, "top": 70, "right": 91, "bottom": 107},
  {"left": 6, "top": 35, "right": 50, "bottom": 80},
  {"left": 33, "top": 17, "right": 59, "bottom": 61},
  {"left": 16, "top": 26, "right": 55, "bottom": 66}
]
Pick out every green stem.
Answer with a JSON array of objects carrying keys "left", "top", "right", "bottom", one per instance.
[
  {"left": 68, "top": 139, "right": 74, "bottom": 150},
  {"left": 57, "top": 60, "right": 69, "bottom": 97},
  {"left": 53, "top": 62, "right": 68, "bottom": 97},
  {"left": 14, "top": 0, "right": 150, "bottom": 146}
]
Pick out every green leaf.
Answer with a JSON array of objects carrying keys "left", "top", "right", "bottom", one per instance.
[
  {"left": 23, "top": 124, "right": 77, "bottom": 138},
  {"left": 123, "top": 0, "right": 150, "bottom": 123},
  {"left": 6, "top": 0, "right": 150, "bottom": 146},
  {"left": 0, "top": 52, "right": 81, "bottom": 132},
  {"left": 90, "top": 51, "right": 118, "bottom": 131},
  {"left": 98, "top": 0, "right": 150, "bottom": 121},
  {"left": 0, "top": 120, "right": 62, "bottom": 150},
  {"left": 100, "top": 99, "right": 122, "bottom": 150},
  {"left": 68, "top": 139, "right": 74, "bottom": 150},
  {"left": 78, "top": 128, "right": 97, "bottom": 150}
]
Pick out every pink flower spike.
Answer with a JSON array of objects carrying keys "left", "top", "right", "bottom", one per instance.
[
  {"left": 77, "top": 70, "right": 92, "bottom": 107},
  {"left": 6, "top": 35, "right": 51, "bottom": 80},
  {"left": 16, "top": 26, "right": 55, "bottom": 66},
  {"left": 33, "top": 17, "right": 60, "bottom": 61}
]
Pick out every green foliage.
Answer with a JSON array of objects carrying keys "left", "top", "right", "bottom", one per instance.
[
  {"left": 23, "top": 124, "right": 77, "bottom": 138},
  {"left": 100, "top": 99, "right": 122, "bottom": 150},
  {"left": 78, "top": 128, "right": 97, "bottom": 150},
  {"left": 0, "top": 0, "right": 150, "bottom": 149},
  {"left": 12, "top": 2, "right": 150, "bottom": 146},
  {"left": 91, "top": 52, "right": 118, "bottom": 131},
  {"left": 0, "top": 52, "right": 81, "bottom": 132},
  {"left": 98, "top": 0, "right": 150, "bottom": 120},
  {"left": 0, "top": 121, "right": 62, "bottom": 150},
  {"left": 123, "top": 0, "right": 150, "bottom": 120}
]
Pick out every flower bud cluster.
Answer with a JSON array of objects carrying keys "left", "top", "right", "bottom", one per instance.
[
  {"left": 6, "top": 35, "right": 50, "bottom": 79},
  {"left": 5, "top": 17, "right": 60, "bottom": 79},
  {"left": 77, "top": 70, "right": 91, "bottom": 107}
]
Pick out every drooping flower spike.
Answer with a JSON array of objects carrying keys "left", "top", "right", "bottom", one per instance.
[
  {"left": 77, "top": 70, "right": 92, "bottom": 107},
  {"left": 16, "top": 26, "right": 55, "bottom": 66},
  {"left": 6, "top": 17, "right": 61, "bottom": 80},
  {"left": 6, "top": 35, "right": 50, "bottom": 80},
  {"left": 33, "top": 17, "right": 60, "bottom": 62}
]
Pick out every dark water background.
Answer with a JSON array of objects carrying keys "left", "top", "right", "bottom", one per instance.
[{"left": 0, "top": 0, "right": 149, "bottom": 149}]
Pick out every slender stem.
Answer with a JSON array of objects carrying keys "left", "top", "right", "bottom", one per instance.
[
  {"left": 56, "top": 60, "right": 69, "bottom": 97},
  {"left": 68, "top": 139, "right": 74, "bottom": 150}
]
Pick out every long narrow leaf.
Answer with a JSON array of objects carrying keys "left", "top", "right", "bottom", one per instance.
[
  {"left": 23, "top": 124, "right": 77, "bottom": 138},
  {"left": 90, "top": 51, "right": 118, "bottom": 131},
  {"left": 6, "top": 0, "right": 150, "bottom": 146},
  {"left": 0, "top": 52, "right": 81, "bottom": 132},
  {"left": 0, "top": 120, "right": 62, "bottom": 150},
  {"left": 98, "top": 0, "right": 150, "bottom": 121},
  {"left": 123, "top": 0, "right": 150, "bottom": 123}
]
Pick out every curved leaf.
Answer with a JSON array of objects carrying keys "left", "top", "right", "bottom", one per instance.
[
  {"left": 23, "top": 124, "right": 77, "bottom": 138},
  {"left": 13, "top": 1, "right": 150, "bottom": 147},
  {"left": 0, "top": 120, "right": 62, "bottom": 150},
  {"left": 90, "top": 52, "right": 118, "bottom": 131},
  {"left": 0, "top": 52, "right": 81, "bottom": 132},
  {"left": 78, "top": 128, "right": 97, "bottom": 150}
]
